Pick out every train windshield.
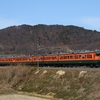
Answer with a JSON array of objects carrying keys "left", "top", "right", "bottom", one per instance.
[
  {"left": 95, "top": 50, "right": 100, "bottom": 56},
  {"left": 96, "top": 53, "right": 100, "bottom": 56}
]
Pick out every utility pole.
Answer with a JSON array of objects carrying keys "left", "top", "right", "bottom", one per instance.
[
  {"left": 35, "top": 31, "right": 40, "bottom": 70},
  {"left": 57, "top": 48, "right": 60, "bottom": 67},
  {"left": 36, "top": 43, "right": 40, "bottom": 70}
]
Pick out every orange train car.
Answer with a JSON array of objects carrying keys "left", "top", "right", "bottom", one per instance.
[{"left": 0, "top": 51, "right": 100, "bottom": 67}]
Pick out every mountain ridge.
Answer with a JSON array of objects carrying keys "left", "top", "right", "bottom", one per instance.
[{"left": 0, "top": 24, "right": 100, "bottom": 55}]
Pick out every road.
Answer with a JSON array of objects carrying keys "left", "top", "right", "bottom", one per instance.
[{"left": 0, "top": 94, "right": 51, "bottom": 100}]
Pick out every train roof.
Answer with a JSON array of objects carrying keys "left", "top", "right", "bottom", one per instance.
[{"left": 0, "top": 50, "right": 100, "bottom": 58}]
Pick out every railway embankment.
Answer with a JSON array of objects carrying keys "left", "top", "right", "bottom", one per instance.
[{"left": 0, "top": 65, "right": 100, "bottom": 100}]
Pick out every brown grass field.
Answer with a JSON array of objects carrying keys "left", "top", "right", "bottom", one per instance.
[{"left": 0, "top": 65, "right": 100, "bottom": 100}]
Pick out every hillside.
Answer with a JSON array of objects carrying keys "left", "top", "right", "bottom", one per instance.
[
  {"left": 0, "top": 66, "right": 100, "bottom": 100},
  {"left": 0, "top": 24, "right": 100, "bottom": 55}
]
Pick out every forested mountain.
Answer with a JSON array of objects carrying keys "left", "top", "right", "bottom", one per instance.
[{"left": 0, "top": 24, "right": 100, "bottom": 55}]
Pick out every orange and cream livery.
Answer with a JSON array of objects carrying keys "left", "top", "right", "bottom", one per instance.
[{"left": 0, "top": 51, "right": 100, "bottom": 67}]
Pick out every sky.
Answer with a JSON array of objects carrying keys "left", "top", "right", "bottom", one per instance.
[{"left": 0, "top": 0, "right": 100, "bottom": 31}]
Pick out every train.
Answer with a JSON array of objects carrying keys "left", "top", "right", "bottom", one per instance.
[{"left": 0, "top": 50, "right": 100, "bottom": 67}]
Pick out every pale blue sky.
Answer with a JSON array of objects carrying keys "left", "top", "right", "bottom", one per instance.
[{"left": 0, "top": 0, "right": 100, "bottom": 31}]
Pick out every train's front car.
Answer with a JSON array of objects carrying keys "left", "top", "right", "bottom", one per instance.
[{"left": 95, "top": 50, "right": 100, "bottom": 67}]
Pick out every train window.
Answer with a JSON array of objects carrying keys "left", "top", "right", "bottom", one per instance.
[
  {"left": 47, "top": 57, "right": 49, "bottom": 60},
  {"left": 45, "top": 57, "right": 47, "bottom": 60},
  {"left": 81, "top": 55, "right": 86, "bottom": 59},
  {"left": 64, "top": 56, "right": 67, "bottom": 59},
  {"left": 48, "top": 57, "right": 49, "bottom": 60},
  {"left": 75, "top": 56, "right": 78, "bottom": 59},
  {"left": 79, "top": 55, "right": 81, "bottom": 58},
  {"left": 70, "top": 56, "right": 73, "bottom": 59},
  {"left": 60, "top": 56, "right": 62, "bottom": 59},
  {"left": 44, "top": 57, "right": 47, "bottom": 60},
  {"left": 67, "top": 56, "right": 69, "bottom": 59},
  {"left": 52, "top": 56, "right": 55, "bottom": 59},
  {"left": 60, "top": 55, "right": 70, "bottom": 59},
  {"left": 34, "top": 58, "right": 36, "bottom": 60},
  {"left": 60, "top": 56, "right": 64, "bottom": 59},
  {"left": 38, "top": 57, "right": 41, "bottom": 60},
  {"left": 87, "top": 55, "right": 92, "bottom": 58},
  {"left": 41, "top": 57, "right": 44, "bottom": 60},
  {"left": 46, "top": 57, "right": 50, "bottom": 60}
]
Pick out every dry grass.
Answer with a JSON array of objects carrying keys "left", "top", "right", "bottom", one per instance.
[
  {"left": 0, "top": 65, "right": 28, "bottom": 82},
  {"left": 0, "top": 66, "right": 100, "bottom": 100},
  {"left": 0, "top": 65, "right": 29, "bottom": 94}
]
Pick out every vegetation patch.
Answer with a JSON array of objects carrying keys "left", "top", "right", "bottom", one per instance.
[{"left": 0, "top": 66, "right": 100, "bottom": 100}]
